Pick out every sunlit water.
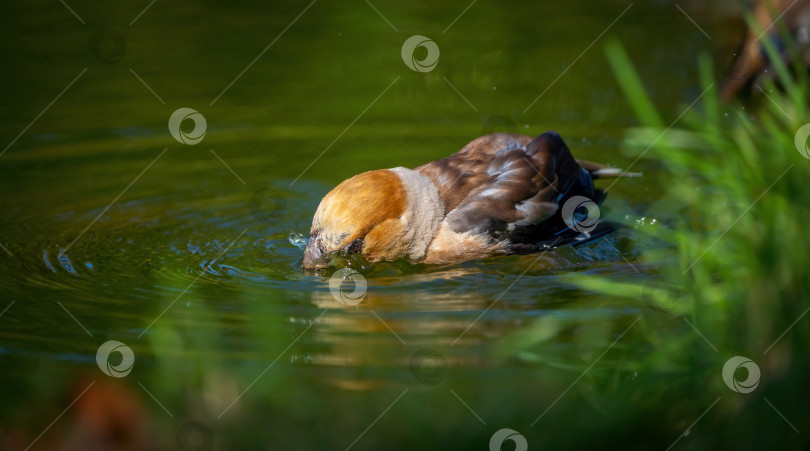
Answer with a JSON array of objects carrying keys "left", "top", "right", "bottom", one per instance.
[{"left": 0, "top": 0, "right": 747, "bottom": 449}]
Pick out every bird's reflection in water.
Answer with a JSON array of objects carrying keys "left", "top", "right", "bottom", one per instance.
[{"left": 301, "top": 250, "right": 583, "bottom": 392}]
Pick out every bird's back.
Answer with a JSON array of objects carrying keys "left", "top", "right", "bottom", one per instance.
[{"left": 415, "top": 132, "right": 620, "bottom": 252}]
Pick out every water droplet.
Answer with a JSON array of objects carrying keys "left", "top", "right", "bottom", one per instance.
[{"left": 289, "top": 232, "right": 308, "bottom": 250}]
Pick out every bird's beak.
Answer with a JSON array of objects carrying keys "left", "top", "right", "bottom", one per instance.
[{"left": 302, "top": 239, "right": 329, "bottom": 269}]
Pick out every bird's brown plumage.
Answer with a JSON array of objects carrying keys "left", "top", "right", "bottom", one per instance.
[
  {"left": 302, "top": 132, "right": 630, "bottom": 268},
  {"left": 415, "top": 132, "right": 585, "bottom": 238}
]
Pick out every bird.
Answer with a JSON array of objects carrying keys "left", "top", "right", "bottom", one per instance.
[
  {"left": 719, "top": 0, "right": 810, "bottom": 102},
  {"left": 301, "top": 132, "right": 635, "bottom": 269}
]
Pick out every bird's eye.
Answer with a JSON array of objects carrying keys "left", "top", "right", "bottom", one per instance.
[{"left": 344, "top": 239, "right": 363, "bottom": 254}]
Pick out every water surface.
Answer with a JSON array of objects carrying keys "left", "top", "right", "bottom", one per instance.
[{"left": 0, "top": 0, "right": 750, "bottom": 449}]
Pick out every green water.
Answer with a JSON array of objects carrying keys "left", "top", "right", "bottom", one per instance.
[{"left": 0, "top": 1, "right": 791, "bottom": 450}]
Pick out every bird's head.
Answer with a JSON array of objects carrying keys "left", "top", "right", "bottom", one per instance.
[{"left": 302, "top": 168, "right": 443, "bottom": 269}]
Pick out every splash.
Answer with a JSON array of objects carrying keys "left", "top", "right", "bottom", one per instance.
[{"left": 288, "top": 232, "right": 308, "bottom": 251}]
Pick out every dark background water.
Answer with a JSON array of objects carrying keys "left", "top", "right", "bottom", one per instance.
[{"left": 0, "top": 0, "right": 787, "bottom": 450}]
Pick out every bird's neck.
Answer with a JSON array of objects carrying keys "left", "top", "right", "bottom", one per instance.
[{"left": 388, "top": 167, "right": 444, "bottom": 262}]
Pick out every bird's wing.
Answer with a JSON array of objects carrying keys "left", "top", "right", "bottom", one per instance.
[
  {"left": 415, "top": 132, "right": 594, "bottom": 240},
  {"left": 414, "top": 133, "right": 532, "bottom": 214}
]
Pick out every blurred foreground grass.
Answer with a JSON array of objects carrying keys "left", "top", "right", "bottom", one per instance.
[{"left": 560, "top": 30, "right": 810, "bottom": 447}]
